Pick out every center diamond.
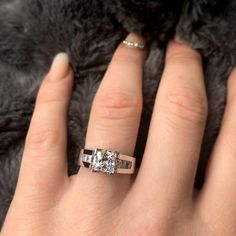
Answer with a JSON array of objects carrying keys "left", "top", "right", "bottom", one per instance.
[{"left": 91, "top": 149, "right": 118, "bottom": 175}]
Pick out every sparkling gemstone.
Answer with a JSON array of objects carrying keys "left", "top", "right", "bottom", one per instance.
[
  {"left": 91, "top": 149, "right": 118, "bottom": 174},
  {"left": 82, "top": 154, "right": 91, "bottom": 163}
]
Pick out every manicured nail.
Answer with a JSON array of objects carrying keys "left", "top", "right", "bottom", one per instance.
[{"left": 49, "top": 53, "right": 70, "bottom": 80}]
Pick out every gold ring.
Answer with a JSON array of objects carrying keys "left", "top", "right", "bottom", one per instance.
[{"left": 122, "top": 39, "right": 145, "bottom": 49}]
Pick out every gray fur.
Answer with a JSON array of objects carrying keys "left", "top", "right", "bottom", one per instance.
[{"left": 0, "top": 0, "right": 235, "bottom": 228}]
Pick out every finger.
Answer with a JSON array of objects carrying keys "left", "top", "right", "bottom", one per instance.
[
  {"left": 131, "top": 41, "right": 208, "bottom": 205},
  {"left": 17, "top": 53, "right": 73, "bottom": 194},
  {"left": 73, "top": 33, "right": 146, "bottom": 196},
  {"left": 196, "top": 68, "right": 236, "bottom": 231}
]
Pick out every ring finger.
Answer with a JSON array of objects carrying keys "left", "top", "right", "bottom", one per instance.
[{"left": 131, "top": 41, "right": 208, "bottom": 206}]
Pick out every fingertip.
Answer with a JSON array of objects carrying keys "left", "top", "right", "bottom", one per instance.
[
  {"left": 166, "top": 40, "right": 202, "bottom": 64},
  {"left": 227, "top": 67, "right": 236, "bottom": 85},
  {"left": 48, "top": 53, "right": 71, "bottom": 81},
  {"left": 174, "top": 34, "right": 189, "bottom": 45},
  {"left": 227, "top": 67, "right": 236, "bottom": 103},
  {"left": 167, "top": 39, "right": 193, "bottom": 53}
]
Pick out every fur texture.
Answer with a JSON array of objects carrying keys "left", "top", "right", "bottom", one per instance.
[{"left": 0, "top": 0, "right": 235, "bottom": 228}]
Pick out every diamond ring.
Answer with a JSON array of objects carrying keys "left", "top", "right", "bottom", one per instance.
[{"left": 77, "top": 148, "right": 136, "bottom": 175}]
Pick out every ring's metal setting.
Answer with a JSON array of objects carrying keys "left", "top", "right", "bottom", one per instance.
[
  {"left": 122, "top": 39, "right": 145, "bottom": 49},
  {"left": 77, "top": 148, "right": 136, "bottom": 175}
]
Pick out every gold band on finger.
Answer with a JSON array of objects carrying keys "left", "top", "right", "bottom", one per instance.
[{"left": 122, "top": 39, "right": 145, "bottom": 49}]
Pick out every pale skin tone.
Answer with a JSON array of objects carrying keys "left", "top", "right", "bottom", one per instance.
[{"left": 1, "top": 33, "right": 236, "bottom": 235}]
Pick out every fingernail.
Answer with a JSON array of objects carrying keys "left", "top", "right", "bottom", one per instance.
[{"left": 49, "top": 53, "right": 70, "bottom": 80}]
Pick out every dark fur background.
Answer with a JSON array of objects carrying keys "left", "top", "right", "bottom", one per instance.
[{"left": 0, "top": 0, "right": 235, "bottom": 228}]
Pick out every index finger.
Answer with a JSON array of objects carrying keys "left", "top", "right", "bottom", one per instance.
[{"left": 17, "top": 54, "right": 73, "bottom": 195}]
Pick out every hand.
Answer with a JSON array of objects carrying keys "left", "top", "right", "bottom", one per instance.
[{"left": 2, "top": 33, "right": 236, "bottom": 236}]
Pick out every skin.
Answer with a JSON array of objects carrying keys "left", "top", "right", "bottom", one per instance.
[{"left": 1, "top": 33, "right": 236, "bottom": 236}]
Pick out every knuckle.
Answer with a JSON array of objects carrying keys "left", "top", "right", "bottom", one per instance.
[
  {"left": 112, "top": 51, "right": 140, "bottom": 69},
  {"left": 94, "top": 91, "right": 142, "bottom": 121},
  {"left": 26, "top": 128, "right": 60, "bottom": 152},
  {"left": 161, "top": 88, "right": 208, "bottom": 130}
]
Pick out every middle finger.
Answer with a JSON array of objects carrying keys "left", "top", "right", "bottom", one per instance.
[{"left": 72, "top": 33, "right": 146, "bottom": 197}]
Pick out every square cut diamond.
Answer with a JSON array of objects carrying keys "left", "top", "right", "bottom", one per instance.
[{"left": 91, "top": 149, "right": 118, "bottom": 174}]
